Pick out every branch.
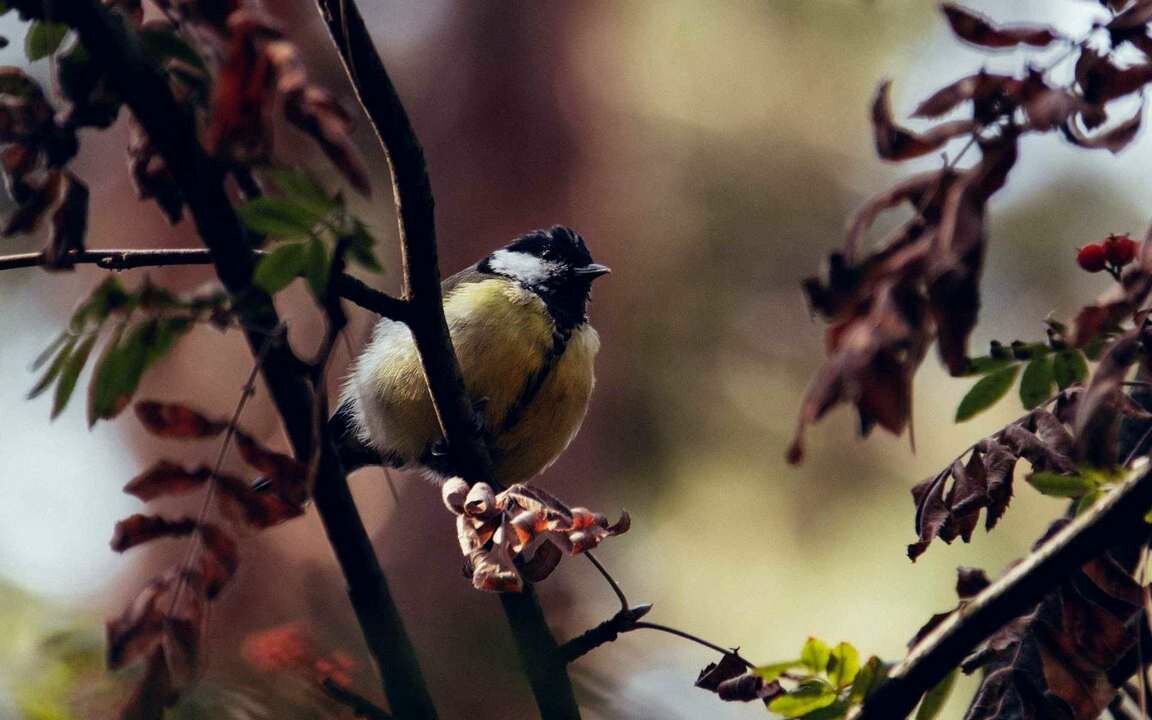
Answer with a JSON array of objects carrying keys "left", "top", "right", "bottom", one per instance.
[
  {"left": 311, "top": 2, "right": 581, "bottom": 717},
  {"left": 0, "top": 248, "right": 407, "bottom": 319},
  {"left": 557, "top": 604, "right": 654, "bottom": 664},
  {"left": 21, "top": 2, "right": 435, "bottom": 716},
  {"left": 320, "top": 678, "right": 393, "bottom": 720},
  {"left": 851, "top": 464, "right": 1152, "bottom": 720},
  {"left": 312, "top": 0, "right": 492, "bottom": 484}
]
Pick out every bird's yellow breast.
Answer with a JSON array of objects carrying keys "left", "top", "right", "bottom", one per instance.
[{"left": 348, "top": 278, "right": 599, "bottom": 484}]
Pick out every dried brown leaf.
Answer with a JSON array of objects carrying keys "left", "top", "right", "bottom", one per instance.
[
  {"left": 124, "top": 462, "right": 212, "bottom": 502},
  {"left": 135, "top": 400, "right": 228, "bottom": 438},
  {"left": 107, "top": 577, "right": 171, "bottom": 669},
  {"left": 872, "top": 81, "right": 977, "bottom": 161},
  {"left": 941, "top": 4, "right": 1061, "bottom": 49},
  {"left": 110, "top": 513, "right": 198, "bottom": 553}
]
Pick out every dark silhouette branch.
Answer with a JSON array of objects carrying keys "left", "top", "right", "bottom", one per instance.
[
  {"left": 851, "top": 464, "right": 1152, "bottom": 720},
  {"left": 312, "top": 1, "right": 581, "bottom": 717},
  {"left": 320, "top": 678, "right": 393, "bottom": 720},
  {"left": 312, "top": 0, "right": 492, "bottom": 484},
  {"left": 0, "top": 248, "right": 408, "bottom": 320},
  {"left": 557, "top": 604, "right": 654, "bottom": 664},
  {"left": 15, "top": 2, "right": 436, "bottom": 717}
]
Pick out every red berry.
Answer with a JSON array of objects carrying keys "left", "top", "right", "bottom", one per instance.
[
  {"left": 1077, "top": 243, "right": 1107, "bottom": 272},
  {"left": 1104, "top": 233, "right": 1137, "bottom": 266}
]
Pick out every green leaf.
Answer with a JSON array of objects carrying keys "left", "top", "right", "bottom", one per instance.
[
  {"left": 304, "top": 235, "right": 331, "bottom": 298},
  {"left": 1075, "top": 489, "right": 1102, "bottom": 515},
  {"left": 1052, "top": 349, "right": 1088, "bottom": 390},
  {"left": 253, "top": 242, "right": 309, "bottom": 294},
  {"left": 800, "top": 637, "right": 832, "bottom": 674},
  {"left": 52, "top": 334, "right": 96, "bottom": 419},
  {"left": 70, "top": 277, "right": 129, "bottom": 331},
  {"left": 25, "top": 21, "right": 69, "bottom": 62},
  {"left": 237, "top": 197, "right": 325, "bottom": 239},
  {"left": 346, "top": 220, "right": 382, "bottom": 272},
  {"left": 827, "top": 642, "right": 861, "bottom": 689},
  {"left": 138, "top": 27, "right": 206, "bottom": 70},
  {"left": 32, "top": 332, "right": 71, "bottom": 371},
  {"left": 1026, "top": 471, "right": 1094, "bottom": 498},
  {"left": 87, "top": 322, "right": 128, "bottom": 427},
  {"left": 768, "top": 680, "right": 838, "bottom": 718},
  {"left": 268, "top": 168, "right": 337, "bottom": 218},
  {"left": 755, "top": 659, "right": 803, "bottom": 683},
  {"left": 956, "top": 365, "right": 1019, "bottom": 422},
  {"left": 1018, "top": 355, "right": 1054, "bottom": 410},
  {"left": 914, "top": 669, "right": 957, "bottom": 720},
  {"left": 85, "top": 318, "right": 190, "bottom": 426},
  {"left": 849, "top": 657, "right": 889, "bottom": 704},
  {"left": 28, "top": 335, "right": 77, "bottom": 400}
]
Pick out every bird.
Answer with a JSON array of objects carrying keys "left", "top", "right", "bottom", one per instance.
[{"left": 333, "top": 225, "right": 610, "bottom": 486}]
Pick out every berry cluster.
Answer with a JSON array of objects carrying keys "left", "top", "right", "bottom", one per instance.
[{"left": 1076, "top": 234, "right": 1138, "bottom": 277}]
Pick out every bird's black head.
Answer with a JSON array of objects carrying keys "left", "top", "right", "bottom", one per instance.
[{"left": 478, "top": 226, "right": 610, "bottom": 333}]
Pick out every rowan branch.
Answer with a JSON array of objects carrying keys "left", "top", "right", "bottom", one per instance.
[
  {"left": 312, "top": 0, "right": 492, "bottom": 484},
  {"left": 851, "top": 464, "right": 1152, "bottom": 720},
  {"left": 321, "top": 678, "right": 393, "bottom": 720},
  {"left": 0, "top": 248, "right": 407, "bottom": 320},
  {"left": 15, "top": 2, "right": 435, "bottom": 716},
  {"left": 311, "top": 1, "right": 581, "bottom": 717}
]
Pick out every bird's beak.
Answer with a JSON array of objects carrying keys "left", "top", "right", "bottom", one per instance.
[{"left": 574, "top": 263, "right": 611, "bottom": 279}]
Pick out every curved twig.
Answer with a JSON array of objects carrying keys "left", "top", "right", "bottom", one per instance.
[
  {"left": 0, "top": 248, "right": 407, "bottom": 320},
  {"left": 310, "top": 2, "right": 581, "bottom": 717}
]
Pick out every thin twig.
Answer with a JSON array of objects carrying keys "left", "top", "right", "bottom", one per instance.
[
  {"left": 632, "top": 622, "right": 752, "bottom": 665},
  {"left": 168, "top": 325, "right": 279, "bottom": 618},
  {"left": 0, "top": 248, "right": 408, "bottom": 320},
  {"left": 585, "top": 551, "right": 628, "bottom": 610},
  {"left": 320, "top": 678, "right": 393, "bottom": 720},
  {"left": 851, "top": 464, "right": 1152, "bottom": 720}
]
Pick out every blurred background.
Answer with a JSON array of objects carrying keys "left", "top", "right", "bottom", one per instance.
[{"left": 0, "top": 1, "right": 1146, "bottom": 718}]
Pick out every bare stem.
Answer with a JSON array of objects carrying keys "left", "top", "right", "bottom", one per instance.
[
  {"left": 311, "top": 1, "right": 579, "bottom": 717},
  {"left": 0, "top": 248, "right": 408, "bottom": 320},
  {"left": 320, "top": 678, "right": 393, "bottom": 720},
  {"left": 585, "top": 551, "right": 629, "bottom": 610}
]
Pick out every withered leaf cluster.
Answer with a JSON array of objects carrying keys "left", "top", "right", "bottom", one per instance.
[
  {"left": 909, "top": 324, "right": 1152, "bottom": 559},
  {"left": 954, "top": 525, "right": 1146, "bottom": 720},
  {"left": 0, "top": 67, "right": 88, "bottom": 268},
  {"left": 111, "top": 400, "right": 309, "bottom": 718},
  {"left": 442, "top": 479, "right": 630, "bottom": 593},
  {"left": 792, "top": 1, "right": 1152, "bottom": 463},
  {"left": 204, "top": 8, "right": 369, "bottom": 195}
]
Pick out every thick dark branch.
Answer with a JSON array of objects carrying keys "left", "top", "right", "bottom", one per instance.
[
  {"left": 24, "top": 2, "right": 435, "bottom": 717},
  {"left": 0, "top": 248, "right": 407, "bottom": 319},
  {"left": 500, "top": 587, "right": 582, "bottom": 719},
  {"left": 312, "top": 2, "right": 580, "bottom": 718},
  {"left": 851, "top": 465, "right": 1152, "bottom": 720},
  {"left": 312, "top": 0, "right": 492, "bottom": 485}
]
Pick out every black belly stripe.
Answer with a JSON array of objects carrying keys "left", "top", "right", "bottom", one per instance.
[{"left": 499, "top": 327, "right": 571, "bottom": 433}]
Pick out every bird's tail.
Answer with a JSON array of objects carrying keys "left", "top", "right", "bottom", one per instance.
[{"left": 330, "top": 398, "right": 390, "bottom": 473}]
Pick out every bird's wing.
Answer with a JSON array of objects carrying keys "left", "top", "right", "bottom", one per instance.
[{"left": 441, "top": 264, "right": 491, "bottom": 296}]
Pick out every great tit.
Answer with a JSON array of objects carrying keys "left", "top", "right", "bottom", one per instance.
[{"left": 334, "top": 225, "right": 610, "bottom": 486}]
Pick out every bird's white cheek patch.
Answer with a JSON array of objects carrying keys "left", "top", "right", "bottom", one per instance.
[{"left": 487, "top": 249, "right": 560, "bottom": 286}]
